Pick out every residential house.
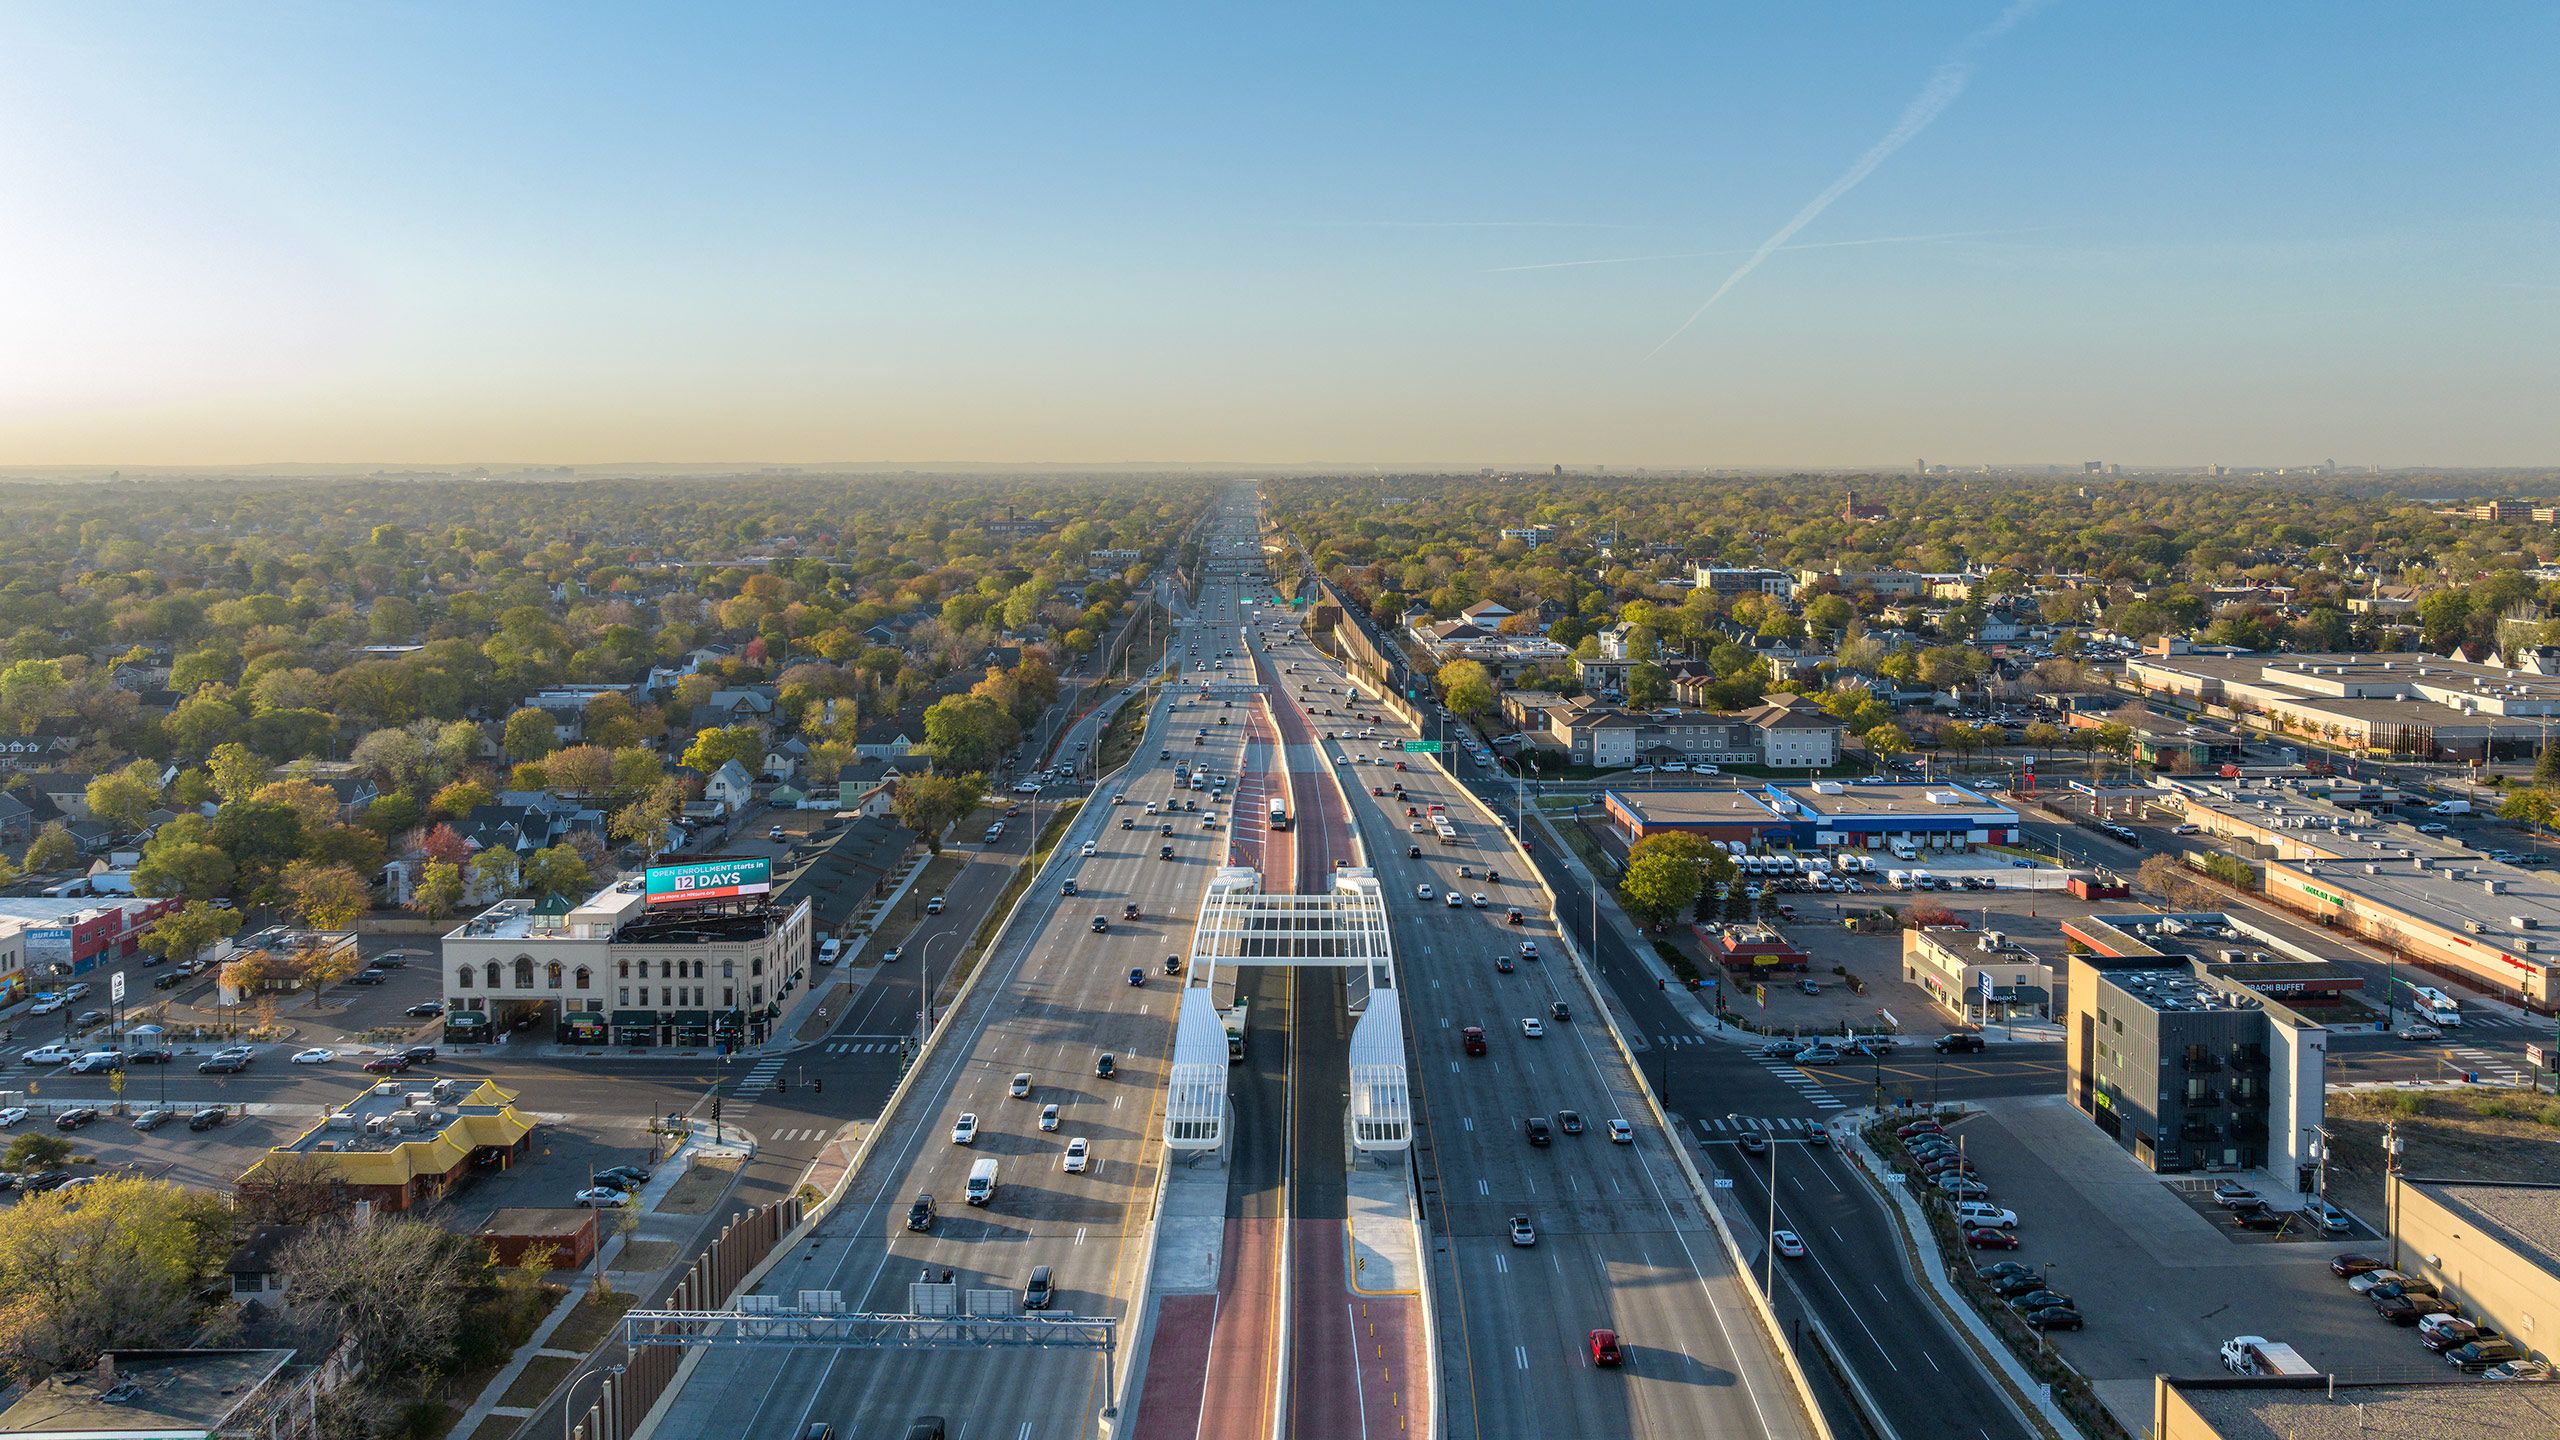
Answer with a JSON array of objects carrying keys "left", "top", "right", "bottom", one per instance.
[
  {"left": 0, "top": 732, "right": 81, "bottom": 772},
  {"left": 1458, "top": 600, "right": 1515, "bottom": 628},
  {"left": 15, "top": 770, "right": 94, "bottom": 824},
  {"left": 271, "top": 762, "right": 378, "bottom": 821},
  {"left": 453, "top": 794, "right": 603, "bottom": 857},
  {"left": 764, "top": 735, "right": 808, "bottom": 782},
  {"left": 705, "top": 759, "right": 757, "bottom": 814}
]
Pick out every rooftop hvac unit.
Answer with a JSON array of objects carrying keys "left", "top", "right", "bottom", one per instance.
[
  {"left": 2516, "top": 916, "right": 2540, "bottom": 931},
  {"left": 2365, "top": 864, "right": 2381, "bottom": 875},
  {"left": 2466, "top": 920, "right": 2488, "bottom": 935},
  {"left": 324, "top": 1112, "right": 356, "bottom": 1130}
]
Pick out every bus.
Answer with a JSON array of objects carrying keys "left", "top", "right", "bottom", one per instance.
[
  {"left": 1268, "top": 796, "right": 1290, "bottom": 831},
  {"left": 2407, "top": 984, "right": 2464, "bottom": 1026},
  {"left": 1223, "top": 1002, "right": 1249, "bottom": 1062}
]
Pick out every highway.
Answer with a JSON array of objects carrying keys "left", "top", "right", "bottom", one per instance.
[
  {"left": 1253, "top": 590, "right": 1821, "bottom": 1438},
  {"left": 654, "top": 565, "right": 1245, "bottom": 1440},
  {"left": 1303, "top": 548, "right": 2035, "bottom": 1440}
]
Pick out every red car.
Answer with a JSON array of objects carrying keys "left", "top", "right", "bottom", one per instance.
[
  {"left": 1004, "top": 805, "right": 1021, "bottom": 817},
  {"left": 1370, "top": 786, "right": 1385, "bottom": 796},
  {"left": 1964, "top": 1228, "right": 2019, "bottom": 1250},
  {"left": 1588, "top": 1329, "right": 1622, "bottom": 1367},
  {"left": 1897, "top": 1121, "right": 1943, "bottom": 1140},
  {"left": 1461, "top": 1026, "right": 1487, "bottom": 1056},
  {"left": 362, "top": 1055, "right": 412, "bottom": 1075},
  {"left": 2330, "top": 1253, "right": 2387, "bottom": 1278}
]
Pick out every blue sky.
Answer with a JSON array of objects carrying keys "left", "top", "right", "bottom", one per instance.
[{"left": 3, "top": 2, "right": 2554, "bottom": 467}]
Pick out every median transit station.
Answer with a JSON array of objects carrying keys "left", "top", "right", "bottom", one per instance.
[{"left": 1167, "top": 864, "right": 1406, "bottom": 1152}]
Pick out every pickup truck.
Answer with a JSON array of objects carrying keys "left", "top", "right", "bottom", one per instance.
[{"left": 2220, "top": 1336, "right": 2317, "bottom": 1378}]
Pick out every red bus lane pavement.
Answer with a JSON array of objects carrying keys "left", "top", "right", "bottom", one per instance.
[
  {"left": 1264, "top": 642, "right": 1430, "bottom": 1440},
  {"left": 1136, "top": 700, "right": 1290, "bottom": 1440}
]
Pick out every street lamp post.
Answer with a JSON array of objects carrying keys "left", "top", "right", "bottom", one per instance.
[
  {"left": 918, "top": 929, "right": 958, "bottom": 1052},
  {"left": 563, "top": 1362, "right": 625, "bottom": 1440}
]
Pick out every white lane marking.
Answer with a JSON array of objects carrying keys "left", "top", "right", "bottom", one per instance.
[
  {"left": 1477, "top": 1178, "right": 1490, "bottom": 1196},
  {"left": 1461, "top": 1116, "right": 1474, "bottom": 1132},
  {"left": 1514, "top": 1345, "right": 1529, "bottom": 1371},
  {"left": 1493, "top": 1252, "right": 1508, "bottom": 1274}
]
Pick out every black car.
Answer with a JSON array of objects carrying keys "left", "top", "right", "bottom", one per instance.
[
  {"left": 589, "top": 1171, "right": 641, "bottom": 1193},
  {"left": 125, "top": 1047, "right": 173, "bottom": 1064},
  {"left": 1525, "top": 1116, "right": 1552, "bottom": 1147},
  {"left": 1557, "top": 1110, "right": 1585, "bottom": 1135},
  {"left": 18, "top": 1170, "right": 73, "bottom": 1192},
  {"left": 1992, "top": 1273, "right": 2050, "bottom": 1299},
  {"left": 405, "top": 1001, "right": 445, "bottom": 1018},
  {"left": 197, "top": 1054, "right": 249, "bottom": 1074},
  {"left": 595, "top": 1165, "right": 652, "bottom": 1187},
  {"left": 398, "top": 1045, "right": 437, "bottom": 1065},
  {"left": 72, "top": 1010, "right": 105, "bottom": 1029},
  {"left": 372, "top": 954, "right": 409, "bottom": 969},
  {"left": 2008, "top": 1289, "right": 2073, "bottom": 1313},
  {"left": 343, "top": 969, "right": 388, "bottom": 986},
  {"left": 1935, "top": 1033, "right": 1987, "bottom": 1054},
  {"left": 1160, "top": 845, "right": 1174, "bottom": 859},
  {"left": 1061, "top": 879, "right": 1080, "bottom": 896},
  {"left": 2023, "top": 1306, "right": 2084, "bottom": 1332},
  {"left": 1090, "top": 917, "right": 1110, "bottom": 934},
  {"left": 2449, "top": 1338, "right": 2523, "bottom": 1371},
  {"left": 907, "top": 1193, "right": 936, "bottom": 1232},
  {"left": 53, "top": 1107, "right": 99, "bottom": 1130},
  {"left": 187, "top": 1108, "right": 227, "bottom": 1131},
  {"left": 1979, "top": 1260, "right": 2036, "bottom": 1285},
  {"left": 152, "top": 971, "right": 186, "bottom": 990},
  {"left": 2376, "top": 1294, "right": 2457, "bottom": 1324}
]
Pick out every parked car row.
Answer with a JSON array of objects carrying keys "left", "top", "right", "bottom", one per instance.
[
  {"left": 2328, "top": 1253, "right": 2549, "bottom": 1378},
  {"left": 1903, "top": 1118, "right": 2082, "bottom": 1332}
]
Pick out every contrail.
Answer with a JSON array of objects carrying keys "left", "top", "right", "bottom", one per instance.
[
  {"left": 1647, "top": 0, "right": 2054, "bottom": 357},
  {"left": 1487, "top": 225, "right": 2061, "bottom": 274}
]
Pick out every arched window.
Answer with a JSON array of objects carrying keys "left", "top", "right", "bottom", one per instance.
[
  {"left": 546, "top": 961, "right": 563, "bottom": 990},
  {"left": 513, "top": 956, "right": 534, "bottom": 989},
  {"left": 574, "top": 965, "right": 592, "bottom": 990},
  {"left": 485, "top": 961, "right": 501, "bottom": 989},
  {"left": 456, "top": 968, "right": 473, "bottom": 989}
]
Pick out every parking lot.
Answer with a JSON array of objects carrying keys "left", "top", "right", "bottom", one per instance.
[{"left": 1927, "top": 1094, "right": 2449, "bottom": 1429}]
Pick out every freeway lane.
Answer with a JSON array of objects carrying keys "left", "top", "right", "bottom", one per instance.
[
  {"left": 1711, "top": 1131, "right": 2036, "bottom": 1440},
  {"left": 651, "top": 606, "right": 1241, "bottom": 1439},
  {"left": 1263, "top": 614, "right": 1817, "bottom": 1439}
]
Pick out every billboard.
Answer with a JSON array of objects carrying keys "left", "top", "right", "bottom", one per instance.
[{"left": 644, "top": 858, "right": 773, "bottom": 907}]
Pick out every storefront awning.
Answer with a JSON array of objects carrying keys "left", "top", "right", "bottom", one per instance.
[
  {"left": 665, "top": 1010, "right": 710, "bottom": 1026},
  {"left": 561, "top": 1014, "right": 605, "bottom": 1031},
  {"left": 445, "top": 1011, "right": 493, "bottom": 1028},
  {"left": 610, "top": 1010, "right": 659, "bottom": 1027}
]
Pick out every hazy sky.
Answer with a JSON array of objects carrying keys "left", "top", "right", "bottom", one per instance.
[{"left": 4, "top": 3, "right": 2556, "bottom": 469}]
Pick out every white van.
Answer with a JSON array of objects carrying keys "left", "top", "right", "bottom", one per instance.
[{"left": 967, "top": 1157, "right": 1000, "bottom": 1206}]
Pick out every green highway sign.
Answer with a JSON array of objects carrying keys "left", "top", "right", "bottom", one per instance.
[{"left": 1402, "top": 740, "right": 1443, "bottom": 754}]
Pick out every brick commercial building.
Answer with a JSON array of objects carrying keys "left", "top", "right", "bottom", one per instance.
[{"left": 441, "top": 859, "right": 813, "bottom": 1050}]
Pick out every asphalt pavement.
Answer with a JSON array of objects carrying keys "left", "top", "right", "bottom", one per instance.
[{"left": 649, "top": 591, "right": 1237, "bottom": 1440}]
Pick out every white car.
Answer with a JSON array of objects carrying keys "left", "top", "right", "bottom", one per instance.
[
  {"left": 574, "top": 1187, "right": 632, "bottom": 1208},
  {"left": 1444, "top": 892, "right": 1462, "bottom": 908},
  {"left": 951, "top": 1113, "right": 979, "bottom": 1146},
  {"left": 27, "top": 997, "right": 63, "bottom": 1016},
  {"left": 0, "top": 1106, "right": 26, "bottom": 1128},
  {"left": 1472, "top": 893, "right": 1488, "bottom": 908},
  {"left": 1520, "top": 1017, "right": 1545, "bottom": 1038},
  {"left": 1080, "top": 841, "right": 1098, "bottom": 858},
  {"left": 1063, "top": 1137, "right": 1091, "bottom": 1173},
  {"left": 1608, "top": 1119, "right": 1634, "bottom": 1144},
  {"left": 21, "top": 1045, "right": 76, "bottom": 1066},
  {"left": 1954, "top": 1202, "right": 2018, "bottom": 1230},
  {"left": 1417, "top": 884, "right": 1435, "bottom": 901},
  {"left": 291, "top": 1047, "right": 337, "bottom": 1065}
]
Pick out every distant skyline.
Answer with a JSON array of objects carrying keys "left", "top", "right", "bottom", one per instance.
[{"left": 4, "top": 3, "right": 2556, "bottom": 467}]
